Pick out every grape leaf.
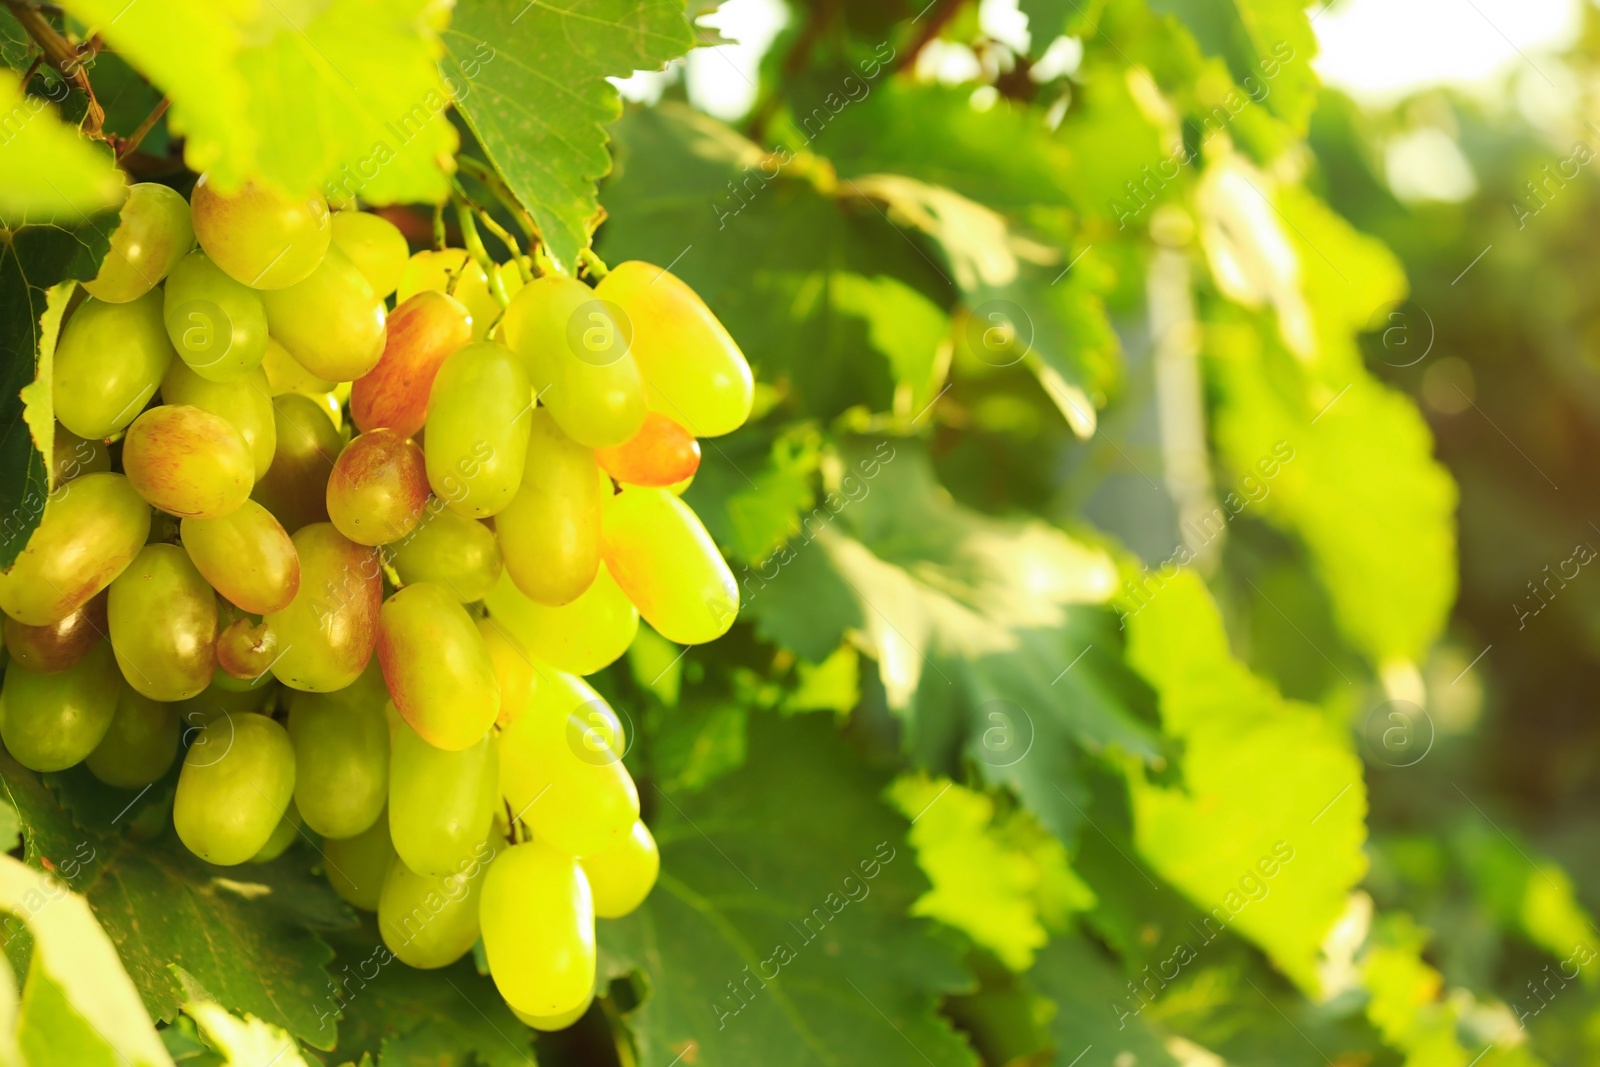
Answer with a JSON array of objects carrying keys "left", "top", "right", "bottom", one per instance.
[
  {"left": 0, "top": 853, "right": 172, "bottom": 1067},
  {"left": 599, "top": 103, "right": 953, "bottom": 420},
  {"left": 1026, "top": 935, "right": 1181, "bottom": 1067},
  {"left": 183, "top": 997, "right": 308, "bottom": 1067},
  {"left": 1121, "top": 569, "right": 1368, "bottom": 994},
  {"left": 56, "top": 0, "right": 457, "bottom": 202},
  {"left": 887, "top": 775, "right": 1095, "bottom": 971},
  {"left": 445, "top": 0, "right": 710, "bottom": 273},
  {"left": 0, "top": 71, "right": 125, "bottom": 222},
  {"left": 1148, "top": 0, "right": 1318, "bottom": 134},
  {"left": 1017, "top": 0, "right": 1105, "bottom": 56},
  {"left": 736, "top": 438, "right": 1161, "bottom": 843},
  {"left": 323, "top": 925, "right": 534, "bottom": 1067},
  {"left": 0, "top": 759, "right": 353, "bottom": 1050},
  {"left": 0, "top": 212, "right": 116, "bottom": 569},
  {"left": 598, "top": 712, "right": 977, "bottom": 1067}
]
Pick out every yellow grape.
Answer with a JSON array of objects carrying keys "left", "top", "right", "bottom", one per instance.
[
  {"left": 85, "top": 684, "right": 180, "bottom": 787},
  {"left": 287, "top": 686, "right": 388, "bottom": 839},
  {"left": 579, "top": 820, "right": 659, "bottom": 918},
  {"left": 327, "top": 430, "right": 430, "bottom": 546},
  {"left": 249, "top": 802, "right": 303, "bottom": 863},
  {"left": 377, "top": 582, "right": 499, "bottom": 750},
  {"left": 160, "top": 360, "right": 277, "bottom": 480},
  {"left": 173, "top": 711, "right": 296, "bottom": 865},
  {"left": 122, "top": 404, "right": 255, "bottom": 519},
  {"left": 601, "top": 487, "right": 738, "bottom": 645},
  {"left": 480, "top": 841, "right": 595, "bottom": 1016},
  {"left": 323, "top": 809, "right": 396, "bottom": 911},
  {"left": 377, "top": 837, "right": 498, "bottom": 968},
  {"left": 161, "top": 250, "right": 269, "bottom": 381},
  {"left": 83, "top": 182, "right": 194, "bottom": 303},
  {"left": 499, "top": 671, "right": 637, "bottom": 857},
  {"left": 266, "top": 523, "right": 381, "bottom": 691},
  {"left": 107, "top": 544, "right": 218, "bottom": 701},
  {"left": 595, "top": 261, "right": 753, "bottom": 437},
  {"left": 0, "top": 640, "right": 120, "bottom": 771},
  {"left": 423, "top": 341, "right": 531, "bottom": 517},
  {"left": 389, "top": 717, "right": 498, "bottom": 876},
  {"left": 513, "top": 991, "right": 593, "bottom": 1032},
  {"left": 50, "top": 426, "right": 111, "bottom": 485},
  {"left": 261, "top": 246, "right": 387, "bottom": 381},
  {"left": 251, "top": 392, "right": 341, "bottom": 534},
  {"left": 260, "top": 336, "right": 335, "bottom": 396},
  {"left": 53, "top": 291, "right": 175, "bottom": 439},
  {"left": 3, "top": 590, "right": 106, "bottom": 673},
  {"left": 330, "top": 211, "right": 409, "bottom": 298},
  {"left": 500, "top": 275, "right": 646, "bottom": 448},
  {"left": 494, "top": 409, "right": 601, "bottom": 605},
  {"left": 181, "top": 500, "right": 300, "bottom": 615},
  {"left": 0, "top": 473, "right": 150, "bottom": 626},
  {"left": 190, "top": 175, "right": 330, "bottom": 290},
  {"left": 388, "top": 506, "right": 502, "bottom": 603},
  {"left": 476, "top": 615, "right": 535, "bottom": 728},
  {"left": 483, "top": 564, "right": 637, "bottom": 676},
  {"left": 397, "top": 248, "right": 498, "bottom": 341}
]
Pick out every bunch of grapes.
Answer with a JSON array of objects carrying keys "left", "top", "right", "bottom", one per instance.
[{"left": 0, "top": 176, "right": 752, "bottom": 1027}]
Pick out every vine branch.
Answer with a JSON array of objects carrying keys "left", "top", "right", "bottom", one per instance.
[{"left": 5, "top": 0, "right": 103, "bottom": 134}]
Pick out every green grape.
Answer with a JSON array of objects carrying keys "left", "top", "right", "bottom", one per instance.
[
  {"left": 83, "top": 182, "right": 194, "bottom": 303},
  {"left": 351, "top": 290, "right": 474, "bottom": 438},
  {"left": 601, "top": 487, "right": 738, "bottom": 645},
  {"left": 579, "top": 820, "right": 659, "bottom": 918},
  {"left": 181, "top": 500, "right": 300, "bottom": 614},
  {"left": 107, "top": 544, "right": 218, "bottom": 701},
  {"left": 190, "top": 175, "right": 330, "bottom": 290},
  {"left": 494, "top": 409, "right": 601, "bottom": 605},
  {"left": 480, "top": 841, "right": 595, "bottom": 1016},
  {"left": 377, "top": 837, "right": 498, "bottom": 968},
  {"left": 0, "top": 640, "right": 120, "bottom": 771},
  {"left": 388, "top": 718, "right": 497, "bottom": 876},
  {"left": 596, "top": 261, "right": 754, "bottom": 438},
  {"left": 51, "top": 427, "right": 111, "bottom": 485},
  {"left": 323, "top": 808, "right": 396, "bottom": 911},
  {"left": 477, "top": 616, "right": 534, "bottom": 728},
  {"left": 327, "top": 430, "right": 430, "bottom": 546},
  {"left": 0, "top": 473, "right": 151, "bottom": 626},
  {"left": 3, "top": 590, "right": 106, "bottom": 673},
  {"left": 261, "top": 246, "right": 387, "bottom": 381},
  {"left": 423, "top": 342, "right": 531, "bottom": 518},
  {"left": 249, "top": 801, "right": 302, "bottom": 863},
  {"left": 122, "top": 404, "right": 255, "bottom": 519},
  {"left": 53, "top": 291, "right": 175, "bottom": 439},
  {"left": 161, "top": 250, "right": 269, "bottom": 381},
  {"left": 260, "top": 336, "right": 335, "bottom": 396},
  {"left": 330, "top": 211, "right": 409, "bottom": 298},
  {"left": 499, "top": 672, "right": 638, "bottom": 857},
  {"left": 377, "top": 583, "right": 499, "bottom": 750},
  {"left": 483, "top": 563, "right": 637, "bottom": 676},
  {"left": 500, "top": 275, "right": 646, "bottom": 449},
  {"left": 159, "top": 360, "right": 277, "bottom": 479},
  {"left": 266, "top": 523, "right": 381, "bottom": 692},
  {"left": 85, "top": 684, "right": 181, "bottom": 787},
  {"left": 397, "top": 248, "right": 498, "bottom": 341},
  {"left": 388, "top": 507, "right": 501, "bottom": 603},
  {"left": 173, "top": 711, "right": 296, "bottom": 865},
  {"left": 251, "top": 392, "right": 341, "bottom": 533},
  {"left": 513, "top": 990, "right": 593, "bottom": 1032},
  {"left": 286, "top": 686, "right": 388, "bottom": 839}
]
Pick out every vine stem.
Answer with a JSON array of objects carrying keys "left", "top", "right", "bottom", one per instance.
[
  {"left": 453, "top": 200, "right": 511, "bottom": 309},
  {"left": 5, "top": 0, "right": 103, "bottom": 134},
  {"left": 115, "top": 96, "right": 167, "bottom": 160}
]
